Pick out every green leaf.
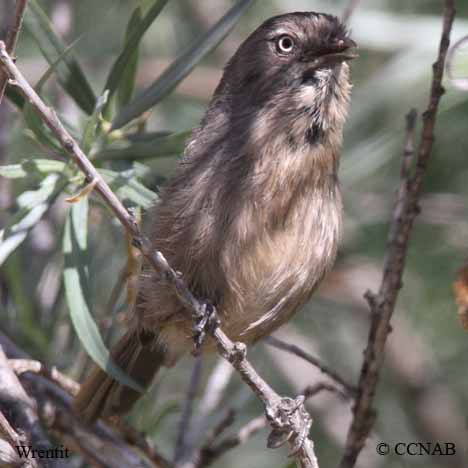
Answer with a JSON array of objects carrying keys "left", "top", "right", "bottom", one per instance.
[
  {"left": 0, "top": 159, "right": 67, "bottom": 179},
  {"left": 105, "top": 0, "right": 170, "bottom": 108},
  {"left": 0, "top": 174, "right": 66, "bottom": 266},
  {"left": 112, "top": 0, "right": 254, "bottom": 129},
  {"left": 5, "top": 86, "right": 25, "bottom": 109},
  {"left": 25, "top": 0, "right": 96, "bottom": 114},
  {"left": 63, "top": 199, "right": 144, "bottom": 393},
  {"left": 81, "top": 90, "right": 109, "bottom": 155},
  {"left": 22, "top": 39, "right": 82, "bottom": 153},
  {"left": 99, "top": 168, "right": 159, "bottom": 209},
  {"left": 96, "top": 130, "right": 190, "bottom": 161}
]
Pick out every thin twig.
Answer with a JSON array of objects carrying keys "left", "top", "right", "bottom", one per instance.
[
  {"left": 0, "top": 0, "right": 28, "bottom": 104},
  {"left": 1, "top": 332, "right": 170, "bottom": 468},
  {"left": 265, "top": 336, "right": 357, "bottom": 398},
  {"left": 8, "top": 358, "right": 80, "bottom": 396},
  {"left": 0, "top": 41, "right": 320, "bottom": 468},
  {"left": 339, "top": 2, "right": 456, "bottom": 467},
  {"left": 174, "top": 356, "right": 203, "bottom": 466},
  {"left": 194, "top": 384, "right": 339, "bottom": 468},
  {"left": 0, "top": 346, "right": 57, "bottom": 468},
  {"left": 197, "top": 357, "right": 234, "bottom": 418},
  {"left": 197, "top": 415, "right": 266, "bottom": 467}
]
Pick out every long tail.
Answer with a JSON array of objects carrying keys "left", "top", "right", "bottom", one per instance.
[{"left": 73, "top": 329, "right": 164, "bottom": 423}]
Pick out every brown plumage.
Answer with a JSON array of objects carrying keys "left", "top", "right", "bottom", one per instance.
[{"left": 74, "top": 11, "right": 355, "bottom": 422}]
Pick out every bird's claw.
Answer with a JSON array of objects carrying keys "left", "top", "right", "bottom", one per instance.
[
  {"left": 265, "top": 395, "right": 312, "bottom": 456},
  {"left": 192, "top": 301, "right": 220, "bottom": 352}
]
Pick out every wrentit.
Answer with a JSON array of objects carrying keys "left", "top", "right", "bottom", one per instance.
[{"left": 74, "top": 11, "right": 356, "bottom": 422}]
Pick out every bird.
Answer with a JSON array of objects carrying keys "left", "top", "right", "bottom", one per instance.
[{"left": 73, "top": 11, "right": 356, "bottom": 423}]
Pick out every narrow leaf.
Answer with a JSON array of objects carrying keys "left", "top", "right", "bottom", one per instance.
[
  {"left": 99, "top": 168, "right": 159, "bottom": 209},
  {"left": 96, "top": 130, "right": 190, "bottom": 161},
  {"left": 22, "top": 39, "right": 82, "bottom": 152},
  {"left": 81, "top": 90, "right": 109, "bottom": 155},
  {"left": 112, "top": 0, "right": 254, "bottom": 129},
  {"left": 0, "top": 174, "right": 65, "bottom": 265},
  {"left": 5, "top": 87, "right": 25, "bottom": 109},
  {"left": 0, "top": 159, "right": 66, "bottom": 179},
  {"left": 63, "top": 199, "right": 144, "bottom": 392},
  {"left": 25, "top": 0, "right": 96, "bottom": 114},
  {"left": 105, "top": 0, "right": 170, "bottom": 103}
]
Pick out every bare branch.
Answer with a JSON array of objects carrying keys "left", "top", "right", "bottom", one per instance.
[
  {"left": 339, "top": 2, "right": 456, "bottom": 467},
  {"left": 174, "top": 356, "right": 203, "bottom": 466},
  {"left": 193, "top": 384, "right": 340, "bottom": 468},
  {"left": 1, "top": 332, "right": 170, "bottom": 468},
  {"left": 264, "top": 336, "right": 356, "bottom": 398},
  {"left": 0, "top": 41, "right": 320, "bottom": 467},
  {"left": 8, "top": 359, "right": 80, "bottom": 396},
  {"left": 0, "top": 346, "right": 57, "bottom": 468},
  {"left": 0, "top": 0, "right": 28, "bottom": 103}
]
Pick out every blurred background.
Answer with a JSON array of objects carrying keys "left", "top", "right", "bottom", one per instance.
[{"left": 1, "top": 1, "right": 468, "bottom": 467}]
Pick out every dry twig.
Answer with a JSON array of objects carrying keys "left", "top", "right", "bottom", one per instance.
[
  {"left": 0, "top": 346, "right": 58, "bottom": 468},
  {"left": 0, "top": 332, "right": 170, "bottom": 468},
  {"left": 192, "top": 383, "right": 341, "bottom": 468},
  {"left": 0, "top": 40, "right": 319, "bottom": 468},
  {"left": 8, "top": 359, "right": 80, "bottom": 396},
  {"left": 339, "top": 2, "right": 456, "bottom": 467},
  {"left": 174, "top": 356, "right": 204, "bottom": 466},
  {"left": 265, "top": 336, "right": 356, "bottom": 398}
]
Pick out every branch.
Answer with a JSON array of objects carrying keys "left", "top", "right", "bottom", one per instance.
[
  {"left": 0, "top": 332, "right": 171, "bottom": 468},
  {"left": 8, "top": 359, "right": 80, "bottom": 396},
  {"left": 174, "top": 356, "right": 203, "bottom": 466},
  {"left": 0, "top": 345, "right": 58, "bottom": 468},
  {"left": 264, "top": 336, "right": 356, "bottom": 398},
  {"left": 339, "top": 2, "right": 456, "bottom": 467},
  {"left": 0, "top": 0, "right": 28, "bottom": 103},
  {"left": 193, "top": 384, "right": 341, "bottom": 468},
  {"left": 0, "top": 42, "right": 319, "bottom": 467}
]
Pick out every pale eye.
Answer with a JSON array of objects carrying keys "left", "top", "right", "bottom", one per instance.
[{"left": 276, "top": 35, "right": 295, "bottom": 54}]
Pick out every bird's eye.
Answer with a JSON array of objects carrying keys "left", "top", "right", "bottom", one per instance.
[{"left": 276, "top": 35, "right": 295, "bottom": 54}]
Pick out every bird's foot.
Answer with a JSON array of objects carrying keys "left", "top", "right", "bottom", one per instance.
[
  {"left": 265, "top": 395, "right": 312, "bottom": 456},
  {"left": 192, "top": 301, "right": 220, "bottom": 352}
]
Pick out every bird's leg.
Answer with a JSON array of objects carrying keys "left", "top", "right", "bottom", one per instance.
[
  {"left": 192, "top": 301, "right": 220, "bottom": 352},
  {"left": 265, "top": 395, "right": 312, "bottom": 456}
]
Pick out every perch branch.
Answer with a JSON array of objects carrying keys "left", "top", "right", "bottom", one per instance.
[
  {"left": 193, "top": 383, "right": 341, "bottom": 468},
  {"left": 0, "top": 42, "right": 319, "bottom": 468},
  {"left": 0, "top": 0, "right": 28, "bottom": 103},
  {"left": 339, "top": 2, "right": 456, "bottom": 467}
]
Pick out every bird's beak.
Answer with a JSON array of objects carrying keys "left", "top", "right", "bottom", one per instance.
[{"left": 307, "top": 37, "right": 358, "bottom": 69}]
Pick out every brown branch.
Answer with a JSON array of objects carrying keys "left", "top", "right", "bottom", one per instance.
[
  {"left": 0, "top": 409, "right": 24, "bottom": 467},
  {"left": 0, "top": 345, "right": 58, "bottom": 468},
  {"left": 264, "top": 336, "right": 357, "bottom": 398},
  {"left": 8, "top": 359, "right": 80, "bottom": 396},
  {"left": 339, "top": 2, "right": 456, "bottom": 467},
  {"left": 193, "top": 384, "right": 340, "bottom": 468},
  {"left": 0, "top": 0, "right": 28, "bottom": 104},
  {"left": 0, "top": 332, "right": 170, "bottom": 468},
  {"left": 0, "top": 42, "right": 320, "bottom": 468}
]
